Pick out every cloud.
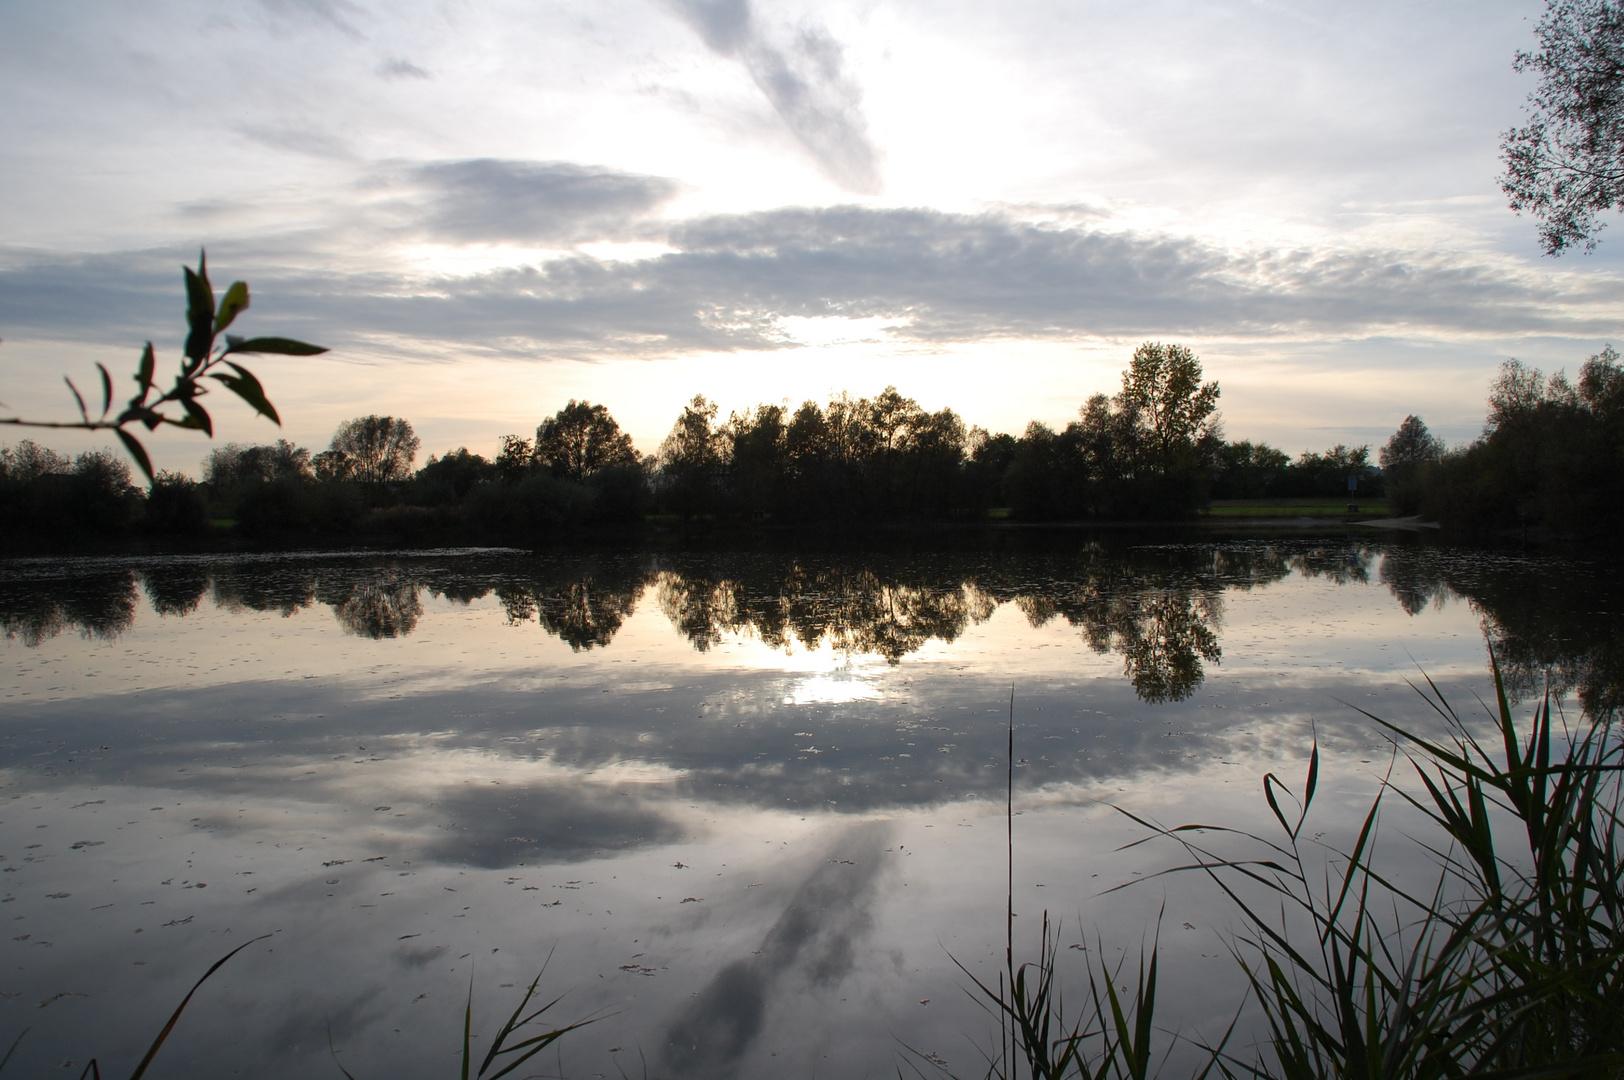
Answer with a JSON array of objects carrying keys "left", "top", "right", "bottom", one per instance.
[
  {"left": 376, "top": 57, "right": 431, "bottom": 81},
  {"left": 408, "top": 159, "right": 679, "bottom": 244},
  {"left": 237, "top": 122, "right": 354, "bottom": 159},
  {"left": 255, "top": 0, "right": 365, "bottom": 39},
  {"left": 666, "top": 0, "right": 882, "bottom": 194},
  {"left": 4, "top": 203, "right": 1622, "bottom": 362}
]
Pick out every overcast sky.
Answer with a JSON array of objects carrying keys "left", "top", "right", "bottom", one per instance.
[{"left": 3, "top": 0, "right": 1621, "bottom": 473}]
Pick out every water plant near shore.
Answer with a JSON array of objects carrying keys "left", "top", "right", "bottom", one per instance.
[
  {"left": 329, "top": 958, "right": 597, "bottom": 1080},
  {"left": 925, "top": 651, "right": 1623, "bottom": 1080}
]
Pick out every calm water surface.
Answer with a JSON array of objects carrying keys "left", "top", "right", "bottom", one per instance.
[{"left": 0, "top": 534, "right": 1617, "bottom": 1078}]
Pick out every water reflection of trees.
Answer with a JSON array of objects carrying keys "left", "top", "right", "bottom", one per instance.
[
  {"left": 1375, "top": 546, "right": 1623, "bottom": 716},
  {"left": 325, "top": 575, "right": 423, "bottom": 639},
  {"left": 998, "top": 546, "right": 1254, "bottom": 703},
  {"left": 0, "top": 572, "right": 138, "bottom": 646},
  {"left": 496, "top": 559, "right": 648, "bottom": 651},
  {"left": 142, "top": 565, "right": 210, "bottom": 616},
  {"left": 1021, "top": 584, "right": 1223, "bottom": 704},
  {"left": 654, "top": 564, "right": 996, "bottom": 662},
  {"left": 3, "top": 542, "right": 1620, "bottom": 716},
  {"left": 644, "top": 545, "right": 1287, "bottom": 700}
]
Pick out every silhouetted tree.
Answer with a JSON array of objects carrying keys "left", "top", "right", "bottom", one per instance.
[
  {"left": 204, "top": 440, "right": 311, "bottom": 487},
  {"left": 1118, "top": 342, "right": 1221, "bottom": 474},
  {"left": 328, "top": 416, "right": 419, "bottom": 483},
  {"left": 142, "top": 471, "right": 209, "bottom": 534},
  {"left": 413, "top": 448, "right": 493, "bottom": 505},
  {"left": 1211, "top": 440, "right": 1291, "bottom": 498},
  {"left": 1421, "top": 349, "right": 1624, "bottom": 535},
  {"left": 0, "top": 440, "right": 70, "bottom": 481},
  {"left": 533, "top": 400, "right": 637, "bottom": 480},
  {"left": 1004, "top": 422, "right": 1073, "bottom": 519},
  {"left": 494, "top": 434, "right": 533, "bottom": 484},
  {"left": 658, "top": 395, "right": 723, "bottom": 515},
  {"left": 965, "top": 428, "right": 1017, "bottom": 510},
  {"left": 1273, "top": 444, "right": 1380, "bottom": 499},
  {"left": 1380, "top": 416, "right": 1445, "bottom": 513},
  {"left": 0, "top": 441, "right": 140, "bottom": 540},
  {"left": 724, "top": 404, "right": 788, "bottom": 517}
]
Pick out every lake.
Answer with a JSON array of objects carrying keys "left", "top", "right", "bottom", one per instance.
[{"left": 0, "top": 532, "right": 1617, "bottom": 1079}]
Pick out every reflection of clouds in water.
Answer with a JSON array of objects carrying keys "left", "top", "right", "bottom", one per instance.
[
  {"left": 423, "top": 781, "right": 684, "bottom": 867},
  {"left": 661, "top": 821, "right": 892, "bottom": 1078},
  {"left": 7, "top": 541, "right": 1619, "bottom": 1077}
]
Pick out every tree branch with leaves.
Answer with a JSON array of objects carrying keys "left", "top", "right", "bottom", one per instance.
[
  {"left": 0, "top": 251, "right": 326, "bottom": 482},
  {"left": 1501, "top": 0, "right": 1624, "bottom": 253}
]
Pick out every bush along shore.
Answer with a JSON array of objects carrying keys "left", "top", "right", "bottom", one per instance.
[{"left": 5, "top": 344, "right": 1621, "bottom": 549}]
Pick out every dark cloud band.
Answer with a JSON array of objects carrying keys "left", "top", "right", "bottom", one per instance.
[{"left": 1, "top": 201, "right": 1618, "bottom": 359}]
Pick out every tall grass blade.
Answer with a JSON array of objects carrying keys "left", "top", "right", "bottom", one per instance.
[
  {"left": 0, "top": 1029, "right": 25, "bottom": 1074},
  {"left": 126, "top": 933, "right": 271, "bottom": 1080}
]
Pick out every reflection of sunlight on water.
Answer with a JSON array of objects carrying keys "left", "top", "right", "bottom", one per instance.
[{"left": 786, "top": 665, "right": 883, "bottom": 705}]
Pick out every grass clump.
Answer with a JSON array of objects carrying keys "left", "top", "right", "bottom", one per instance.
[
  {"left": 329, "top": 955, "right": 597, "bottom": 1080},
  {"left": 927, "top": 652, "right": 1624, "bottom": 1080}
]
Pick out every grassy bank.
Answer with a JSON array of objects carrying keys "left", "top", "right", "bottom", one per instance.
[{"left": 1201, "top": 497, "right": 1392, "bottom": 519}]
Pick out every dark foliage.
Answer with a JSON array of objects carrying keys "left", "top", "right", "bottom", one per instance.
[
  {"left": 1502, "top": 0, "right": 1624, "bottom": 253},
  {"left": 142, "top": 471, "right": 209, "bottom": 535},
  {"left": 323, "top": 416, "right": 420, "bottom": 483},
  {"left": 1380, "top": 415, "right": 1445, "bottom": 513},
  {"left": 533, "top": 400, "right": 637, "bottom": 480},
  {"left": 412, "top": 448, "right": 495, "bottom": 506},
  {"left": 0, "top": 251, "right": 324, "bottom": 482},
  {"left": 0, "top": 442, "right": 140, "bottom": 542},
  {"left": 1414, "top": 348, "right": 1624, "bottom": 536}
]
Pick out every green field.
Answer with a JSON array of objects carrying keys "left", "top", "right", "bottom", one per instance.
[{"left": 1202, "top": 498, "right": 1391, "bottom": 518}]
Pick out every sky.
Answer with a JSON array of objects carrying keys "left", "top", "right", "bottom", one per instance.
[{"left": 3, "top": 0, "right": 1623, "bottom": 475}]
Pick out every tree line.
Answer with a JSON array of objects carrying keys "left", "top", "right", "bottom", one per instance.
[{"left": 4, "top": 341, "right": 1621, "bottom": 545}]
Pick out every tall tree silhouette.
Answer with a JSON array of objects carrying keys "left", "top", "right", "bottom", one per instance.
[
  {"left": 533, "top": 400, "right": 637, "bottom": 480},
  {"left": 326, "top": 416, "right": 420, "bottom": 483}
]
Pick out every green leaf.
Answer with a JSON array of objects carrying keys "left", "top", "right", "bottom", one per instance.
[
  {"left": 63, "top": 375, "right": 90, "bottom": 422},
  {"left": 210, "top": 362, "right": 280, "bottom": 425},
  {"left": 183, "top": 261, "right": 215, "bottom": 364},
  {"left": 116, "top": 428, "right": 155, "bottom": 485},
  {"left": 136, "top": 342, "right": 156, "bottom": 396},
  {"left": 215, "top": 281, "right": 250, "bottom": 333},
  {"left": 96, "top": 363, "right": 113, "bottom": 417},
  {"left": 222, "top": 336, "right": 328, "bottom": 356},
  {"left": 1299, "top": 741, "right": 1319, "bottom": 837},
  {"left": 178, "top": 397, "right": 213, "bottom": 436}
]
